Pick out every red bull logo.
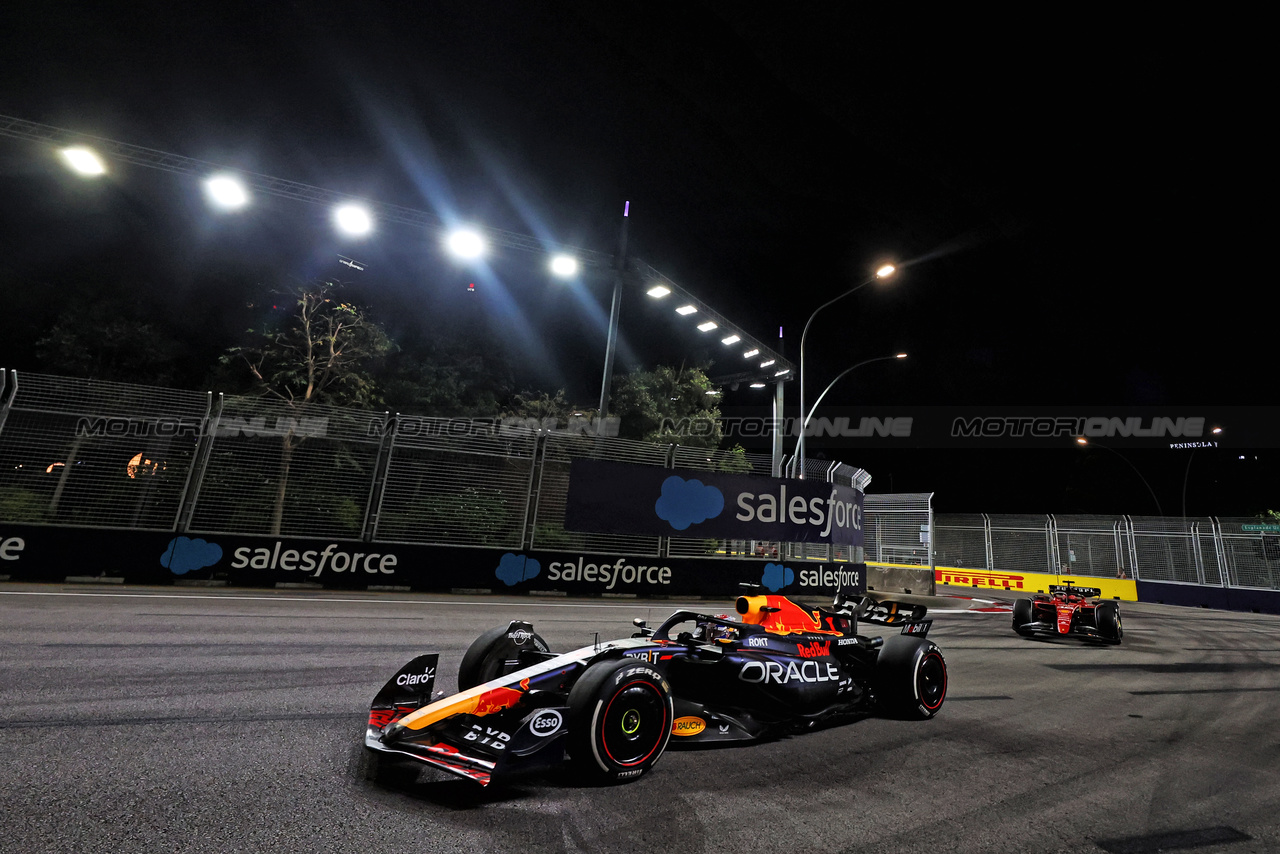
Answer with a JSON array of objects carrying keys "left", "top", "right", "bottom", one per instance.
[
  {"left": 936, "top": 570, "right": 1025, "bottom": 590},
  {"left": 796, "top": 640, "right": 831, "bottom": 658},
  {"left": 473, "top": 686, "right": 525, "bottom": 717},
  {"left": 736, "top": 595, "right": 841, "bottom": 635}
]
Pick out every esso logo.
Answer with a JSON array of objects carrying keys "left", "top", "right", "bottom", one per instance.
[{"left": 529, "top": 710, "right": 563, "bottom": 737}]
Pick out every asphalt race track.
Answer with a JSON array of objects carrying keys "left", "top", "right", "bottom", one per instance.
[{"left": 2, "top": 582, "right": 1278, "bottom": 854}]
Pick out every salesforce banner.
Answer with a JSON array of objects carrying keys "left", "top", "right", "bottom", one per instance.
[
  {"left": 564, "top": 460, "right": 864, "bottom": 546},
  {"left": 0, "top": 523, "right": 865, "bottom": 598}
]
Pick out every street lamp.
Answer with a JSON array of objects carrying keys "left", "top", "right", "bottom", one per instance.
[
  {"left": 795, "top": 263, "right": 896, "bottom": 476},
  {"left": 1075, "top": 437, "right": 1163, "bottom": 515},
  {"left": 1181, "top": 426, "right": 1223, "bottom": 521},
  {"left": 797, "top": 354, "right": 907, "bottom": 453}
]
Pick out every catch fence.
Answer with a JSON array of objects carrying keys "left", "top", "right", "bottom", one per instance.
[
  {"left": 933, "top": 513, "right": 1279, "bottom": 590},
  {"left": 2, "top": 370, "right": 1275, "bottom": 591}
]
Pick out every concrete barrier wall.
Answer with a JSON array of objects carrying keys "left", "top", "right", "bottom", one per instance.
[{"left": 867, "top": 562, "right": 935, "bottom": 595}]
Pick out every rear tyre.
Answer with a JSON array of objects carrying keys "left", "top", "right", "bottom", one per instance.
[
  {"left": 457, "top": 623, "right": 549, "bottom": 691},
  {"left": 567, "top": 658, "right": 674, "bottom": 785},
  {"left": 1095, "top": 602, "right": 1123, "bottom": 644},
  {"left": 876, "top": 635, "right": 947, "bottom": 720},
  {"left": 1012, "top": 598, "right": 1035, "bottom": 636}
]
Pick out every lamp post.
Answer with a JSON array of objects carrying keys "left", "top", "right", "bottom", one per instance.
[
  {"left": 797, "top": 354, "right": 907, "bottom": 455},
  {"left": 1075, "top": 438, "right": 1163, "bottom": 515},
  {"left": 1181, "top": 426, "right": 1224, "bottom": 521},
  {"left": 795, "top": 263, "right": 896, "bottom": 476}
]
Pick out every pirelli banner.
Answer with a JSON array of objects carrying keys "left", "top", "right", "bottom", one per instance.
[
  {"left": 565, "top": 460, "right": 864, "bottom": 546},
  {"left": 931, "top": 565, "right": 1138, "bottom": 601}
]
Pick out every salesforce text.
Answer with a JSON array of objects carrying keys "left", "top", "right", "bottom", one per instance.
[
  {"left": 735, "top": 485, "right": 861, "bottom": 538},
  {"left": 547, "top": 557, "right": 672, "bottom": 590},
  {"left": 229, "top": 541, "right": 398, "bottom": 577}
]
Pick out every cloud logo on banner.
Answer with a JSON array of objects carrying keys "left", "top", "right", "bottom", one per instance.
[
  {"left": 654, "top": 476, "right": 724, "bottom": 531},
  {"left": 495, "top": 553, "right": 540, "bottom": 587},
  {"left": 761, "top": 562, "right": 794, "bottom": 592},
  {"left": 161, "top": 537, "right": 223, "bottom": 575}
]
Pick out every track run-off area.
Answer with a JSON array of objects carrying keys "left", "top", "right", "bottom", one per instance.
[{"left": 2, "top": 582, "right": 1278, "bottom": 854}]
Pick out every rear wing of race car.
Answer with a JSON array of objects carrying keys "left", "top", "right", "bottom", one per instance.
[
  {"left": 1050, "top": 583, "right": 1102, "bottom": 598},
  {"left": 862, "top": 598, "right": 932, "bottom": 638}
]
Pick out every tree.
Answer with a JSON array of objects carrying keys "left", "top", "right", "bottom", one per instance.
[
  {"left": 609, "top": 364, "right": 724, "bottom": 449},
  {"left": 35, "top": 295, "right": 183, "bottom": 385},
  {"left": 219, "top": 280, "right": 394, "bottom": 534}
]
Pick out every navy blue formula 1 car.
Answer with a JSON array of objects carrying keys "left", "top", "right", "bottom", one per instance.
[
  {"left": 1011, "top": 582, "right": 1123, "bottom": 644},
  {"left": 360, "top": 590, "right": 947, "bottom": 786}
]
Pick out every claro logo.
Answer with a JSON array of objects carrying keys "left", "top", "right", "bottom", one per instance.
[{"left": 229, "top": 542, "right": 399, "bottom": 577}]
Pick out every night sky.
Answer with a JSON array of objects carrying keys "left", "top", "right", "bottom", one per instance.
[{"left": 0, "top": 3, "right": 1270, "bottom": 515}]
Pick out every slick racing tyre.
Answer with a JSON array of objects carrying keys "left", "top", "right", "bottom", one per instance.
[
  {"left": 1095, "top": 602, "right": 1123, "bottom": 644},
  {"left": 567, "top": 658, "right": 674, "bottom": 785},
  {"left": 457, "top": 623, "right": 550, "bottom": 691},
  {"left": 876, "top": 635, "right": 947, "bottom": 720},
  {"left": 1012, "top": 598, "right": 1035, "bottom": 636}
]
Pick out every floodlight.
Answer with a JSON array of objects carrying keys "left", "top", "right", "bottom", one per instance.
[
  {"left": 646, "top": 285, "right": 671, "bottom": 298},
  {"left": 333, "top": 204, "right": 373, "bottom": 236},
  {"left": 59, "top": 146, "right": 105, "bottom": 176},
  {"left": 774, "top": 369, "right": 791, "bottom": 377},
  {"left": 876, "top": 264, "right": 896, "bottom": 278},
  {"left": 721, "top": 334, "right": 741, "bottom": 345},
  {"left": 697, "top": 321, "right": 717, "bottom": 332},
  {"left": 760, "top": 359, "right": 776, "bottom": 368},
  {"left": 203, "top": 175, "right": 249, "bottom": 210},
  {"left": 675, "top": 305, "right": 697, "bottom": 315},
  {"left": 749, "top": 382, "right": 767, "bottom": 389},
  {"left": 549, "top": 254, "right": 578, "bottom": 278},
  {"left": 743, "top": 348, "right": 760, "bottom": 358},
  {"left": 447, "top": 228, "right": 486, "bottom": 259}
]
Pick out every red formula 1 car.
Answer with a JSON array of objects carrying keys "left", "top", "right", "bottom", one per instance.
[{"left": 1011, "top": 582, "right": 1122, "bottom": 644}]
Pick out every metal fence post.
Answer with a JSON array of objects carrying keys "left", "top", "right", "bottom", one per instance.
[{"left": 360, "top": 412, "right": 394, "bottom": 542}]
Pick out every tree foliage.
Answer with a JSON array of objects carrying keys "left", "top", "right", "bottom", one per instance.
[
  {"left": 609, "top": 364, "right": 724, "bottom": 449},
  {"left": 35, "top": 295, "right": 182, "bottom": 385},
  {"left": 219, "top": 280, "right": 393, "bottom": 408}
]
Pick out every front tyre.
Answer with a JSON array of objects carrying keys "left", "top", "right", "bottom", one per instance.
[
  {"left": 1012, "top": 598, "right": 1035, "bottom": 636},
  {"left": 457, "top": 622, "right": 550, "bottom": 691},
  {"left": 567, "top": 658, "right": 674, "bottom": 785},
  {"left": 1095, "top": 602, "right": 1123, "bottom": 644},
  {"left": 876, "top": 635, "right": 947, "bottom": 720}
]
